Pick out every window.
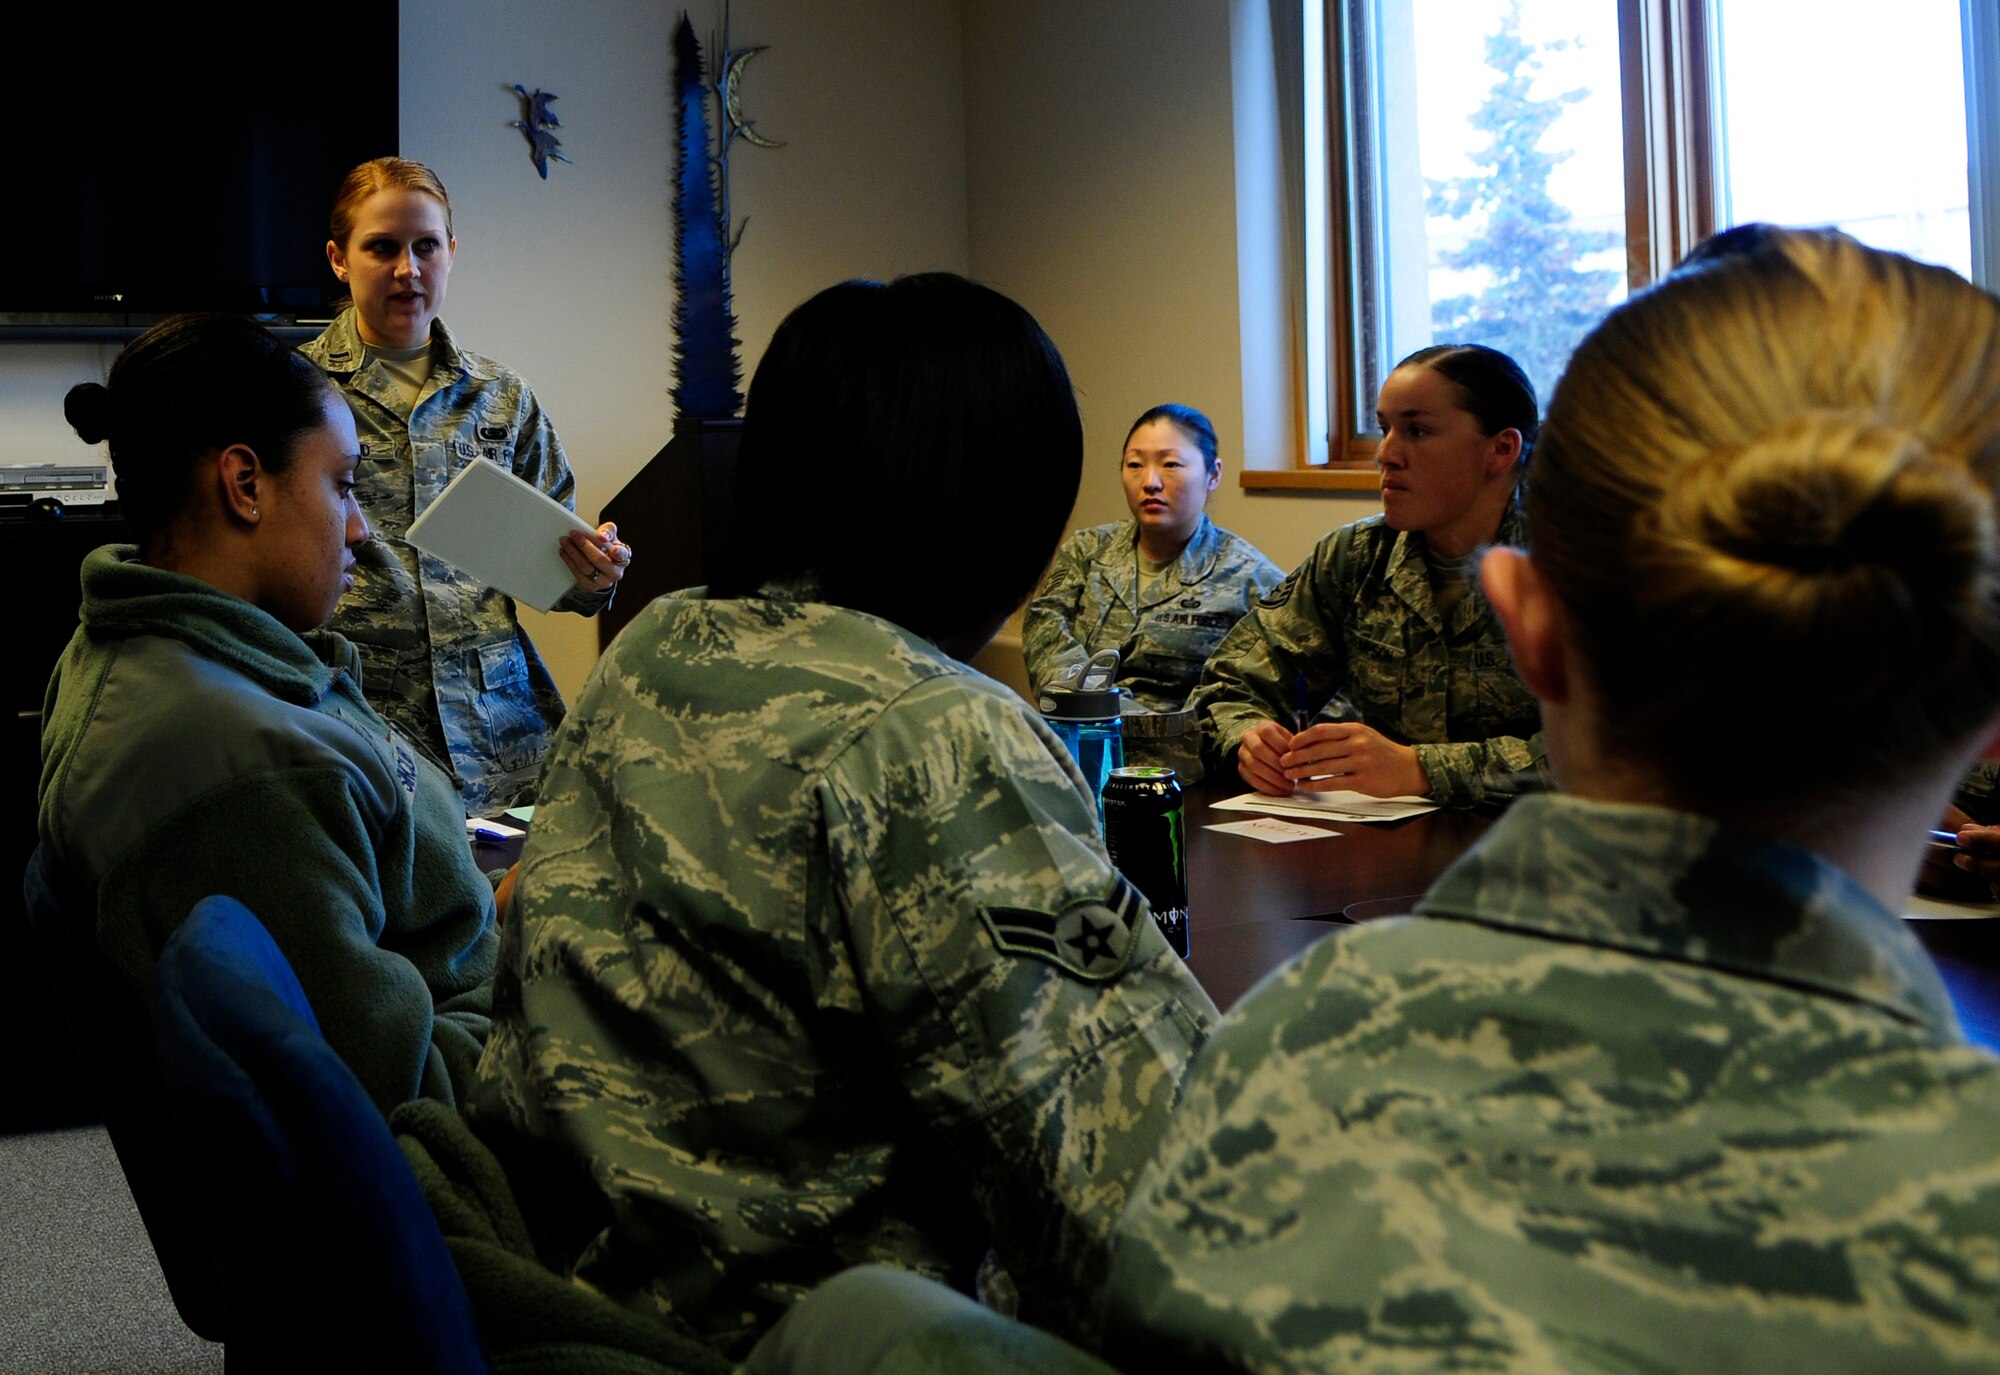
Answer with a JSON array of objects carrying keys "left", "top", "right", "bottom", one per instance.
[{"left": 1280, "top": 0, "right": 2000, "bottom": 478}]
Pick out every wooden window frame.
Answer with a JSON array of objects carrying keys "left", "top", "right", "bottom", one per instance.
[{"left": 1251, "top": 0, "right": 1991, "bottom": 494}]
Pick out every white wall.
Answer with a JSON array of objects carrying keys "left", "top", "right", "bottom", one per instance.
[
  {"left": 962, "top": 0, "right": 1377, "bottom": 585},
  {"left": 0, "top": 0, "right": 1372, "bottom": 700},
  {"left": 400, "top": 0, "right": 971, "bottom": 697}
]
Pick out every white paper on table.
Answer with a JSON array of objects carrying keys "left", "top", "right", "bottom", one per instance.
[
  {"left": 1904, "top": 892, "right": 2000, "bottom": 921},
  {"left": 466, "top": 816, "right": 526, "bottom": 840},
  {"left": 1209, "top": 790, "right": 1439, "bottom": 822},
  {"left": 1206, "top": 816, "right": 1343, "bottom": 844}
]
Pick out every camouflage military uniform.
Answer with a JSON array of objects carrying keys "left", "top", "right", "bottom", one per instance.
[
  {"left": 1188, "top": 501, "right": 1545, "bottom": 806},
  {"left": 467, "top": 579, "right": 1217, "bottom": 1360},
  {"left": 1023, "top": 516, "right": 1285, "bottom": 712},
  {"left": 1105, "top": 792, "right": 2000, "bottom": 1373},
  {"left": 302, "top": 310, "right": 611, "bottom": 813}
]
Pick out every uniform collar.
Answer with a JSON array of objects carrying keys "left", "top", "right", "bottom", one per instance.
[
  {"left": 1385, "top": 491, "right": 1524, "bottom": 628},
  {"left": 304, "top": 307, "right": 495, "bottom": 386},
  {"left": 1415, "top": 793, "right": 1962, "bottom": 1037},
  {"left": 78, "top": 546, "right": 343, "bottom": 707},
  {"left": 1127, "top": 515, "right": 1225, "bottom": 610}
]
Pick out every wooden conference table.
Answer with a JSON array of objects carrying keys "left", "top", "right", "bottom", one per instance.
[
  {"left": 477, "top": 778, "right": 2000, "bottom": 1046},
  {"left": 1176, "top": 776, "right": 2000, "bottom": 1051}
]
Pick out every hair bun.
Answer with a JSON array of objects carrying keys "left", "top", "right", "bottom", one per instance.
[
  {"left": 1630, "top": 414, "right": 1999, "bottom": 712},
  {"left": 64, "top": 382, "right": 115, "bottom": 446}
]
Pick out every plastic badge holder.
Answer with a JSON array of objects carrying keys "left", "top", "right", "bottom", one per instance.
[{"left": 1039, "top": 686, "right": 1126, "bottom": 822}]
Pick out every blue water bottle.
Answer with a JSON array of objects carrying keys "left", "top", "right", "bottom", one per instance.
[{"left": 1040, "top": 684, "right": 1126, "bottom": 824}]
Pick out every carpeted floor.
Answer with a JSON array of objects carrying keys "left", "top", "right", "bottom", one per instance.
[{"left": 0, "top": 1126, "right": 222, "bottom": 1374}]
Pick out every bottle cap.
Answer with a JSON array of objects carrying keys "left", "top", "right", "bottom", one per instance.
[{"left": 1038, "top": 687, "right": 1123, "bottom": 721}]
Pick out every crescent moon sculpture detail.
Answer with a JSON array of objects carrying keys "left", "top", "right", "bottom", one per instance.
[{"left": 724, "top": 48, "right": 784, "bottom": 149}]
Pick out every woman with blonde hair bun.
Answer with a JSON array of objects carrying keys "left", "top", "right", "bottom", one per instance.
[{"left": 1101, "top": 226, "right": 2000, "bottom": 1372}]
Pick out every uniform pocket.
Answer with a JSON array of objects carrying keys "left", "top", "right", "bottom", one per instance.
[
  {"left": 476, "top": 639, "right": 530, "bottom": 692},
  {"left": 471, "top": 639, "right": 546, "bottom": 779}
]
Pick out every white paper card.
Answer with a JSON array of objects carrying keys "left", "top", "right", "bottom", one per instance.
[
  {"left": 1206, "top": 817, "right": 1342, "bottom": 844},
  {"left": 406, "top": 458, "right": 597, "bottom": 612},
  {"left": 1904, "top": 892, "right": 2000, "bottom": 921},
  {"left": 1209, "top": 790, "right": 1439, "bottom": 823},
  {"left": 466, "top": 816, "right": 526, "bottom": 840}
]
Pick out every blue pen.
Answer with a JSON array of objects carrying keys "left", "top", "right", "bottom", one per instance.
[
  {"left": 1931, "top": 828, "right": 1966, "bottom": 845},
  {"left": 471, "top": 827, "right": 513, "bottom": 844},
  {"left": 1293, "top": 672, "right": 1312, "bottom": 733}
]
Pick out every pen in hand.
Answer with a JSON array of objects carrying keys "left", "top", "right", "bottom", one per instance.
[{"left": 1293, "top": 672, "right": 1313, "bottom": 735}]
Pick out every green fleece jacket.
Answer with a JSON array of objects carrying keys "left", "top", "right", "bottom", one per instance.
[{"left": 39, "top": 546, "right": 498, "bottom": 1113}]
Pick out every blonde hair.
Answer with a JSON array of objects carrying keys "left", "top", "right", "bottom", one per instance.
[
  {"left": 327, "top": 157, "right": 454, "bottom": 248},
  {"left": 1530, "top": 227, "right": 2000, "bottom": 803}
]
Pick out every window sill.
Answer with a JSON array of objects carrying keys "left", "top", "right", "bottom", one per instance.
[{"left": 1240, "top": 468, "right": 1379, "bottom": 493}]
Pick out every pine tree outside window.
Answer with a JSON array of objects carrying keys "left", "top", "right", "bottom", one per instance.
[{"left": 1275, "top": 0, "right": 2000, "bottom": 478}]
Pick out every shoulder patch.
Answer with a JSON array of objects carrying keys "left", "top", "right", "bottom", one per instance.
[
  {"left": 1259, "top": 566, "right": 1304, "bottom": 610},
  {"left": 980, "top": 874, "right": 1147, "bottom": 981}
]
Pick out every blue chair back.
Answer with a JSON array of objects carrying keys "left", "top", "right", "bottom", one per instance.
[
  {"left": 20, "top": 844, "right": 228, "bottom": 1340},
  {"left": 151, "top": 894, "right": 491, "bottom": 1374}
]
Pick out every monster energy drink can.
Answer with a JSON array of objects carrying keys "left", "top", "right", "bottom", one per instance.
[{"left": 1102, "top": 765, "right": 1189, "bottom": 958}]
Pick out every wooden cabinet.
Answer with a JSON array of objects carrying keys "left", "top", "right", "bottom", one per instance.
[{"left": 596, "top": 419, "right": 741, "bottom": 649}]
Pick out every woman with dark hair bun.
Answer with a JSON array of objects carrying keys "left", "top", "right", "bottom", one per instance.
[
  {"left": 1191, "top": 342, "right": 1549, "bottom": 806},
  {"left": 469, "top": 273, "right": 1215, "bottom": 1360},
  {"left": 1023, "top": 403, "right": 1283, "bottom": 716},
  {"left": 41, "top": 312, "right": 497, "bottom": 1113}
]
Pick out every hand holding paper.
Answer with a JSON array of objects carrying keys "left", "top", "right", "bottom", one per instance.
[
  {"left": 560, "top": 521, "right": 634, "bottom": 594},
  {"left": 406, "top": 459, "right": 598, "bottom": 611}
]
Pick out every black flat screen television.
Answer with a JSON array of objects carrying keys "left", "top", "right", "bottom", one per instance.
[{"left": 8, "top": 2, "right": 399, "bottom": 334}]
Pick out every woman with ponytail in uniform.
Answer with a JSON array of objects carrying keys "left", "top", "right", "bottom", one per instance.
[{"left": 1105, "top": 227, "right": 2000, "bottom": 1371}]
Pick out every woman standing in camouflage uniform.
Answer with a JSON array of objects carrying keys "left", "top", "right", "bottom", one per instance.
[
  {"left": 1023, "top": 404, "right": 1282, "bottom": 712},
  {"left": 1191, "top": 345, "right": 1547, "bottom": 807},
  {"left": 1106, "top": 227, "right": 2000, "bottom": 1371},
  {"left": 304, "top": 158, "right": 631, "bottom": 813},
  {"left": 469, "top": 274, "right": 1215, "bottom": 1360}
]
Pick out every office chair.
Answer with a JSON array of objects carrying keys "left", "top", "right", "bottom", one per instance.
[
  {"left": 20, "top": 843, "right": 229, "bottom": 1340},
  {"left": 150, "top": 894, "right": 491, "bottom": 1374}
]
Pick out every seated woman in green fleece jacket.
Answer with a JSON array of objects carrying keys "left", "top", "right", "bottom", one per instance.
[{"left": 41, "top": 313, "right": 497, "bottom": 1114}]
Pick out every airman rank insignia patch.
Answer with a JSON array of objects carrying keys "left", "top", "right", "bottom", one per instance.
[
  {"left": 980, "top": 875, "right": 1146, "bottom": 981},
  {"left": 1259, "top": 567, "right": 1303, "bottom": 610}
]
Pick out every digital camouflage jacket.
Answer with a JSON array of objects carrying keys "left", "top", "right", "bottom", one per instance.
[
  {"left": 1107, "top": 793, "right": 2000, "bottom": 1373},
  {"left": 303, "top": 310, "right": 609, "bottom": 812},
  {"left": 469, "top": 581, "right": 1216, "bottom": 1359},
  {"left": 1189, "top": 502, "right": 1546, "bottom": 806},
  {"left": 1023, "top": 516, "right": 1284, "bottom": 713}
]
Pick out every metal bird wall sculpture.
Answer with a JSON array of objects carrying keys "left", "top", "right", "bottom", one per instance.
[{"left": 510, "top": 85, "right": 572, "bottom": 179}]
